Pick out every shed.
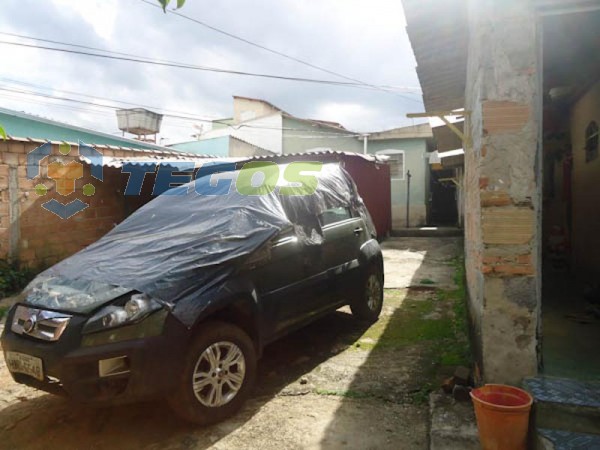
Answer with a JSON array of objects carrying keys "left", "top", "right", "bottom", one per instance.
[{"left": 240, "top": 151, "right": 392, "bottom": 237}]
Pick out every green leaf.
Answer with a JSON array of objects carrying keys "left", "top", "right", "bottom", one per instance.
[
  {"left": 176, "top": 0, "right": 186, "bottom": 9},
  {"left": 0, "top": 124, "right": 6, "bottom": 140},
  {"left": 158, "top": 0, "right": 170, "bottom": 12}
]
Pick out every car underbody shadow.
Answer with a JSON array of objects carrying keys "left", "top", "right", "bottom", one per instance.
[{"left": 0, "top": 310, "right": 372, "bottom": 450}]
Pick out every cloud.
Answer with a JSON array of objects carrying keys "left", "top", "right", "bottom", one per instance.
[
  {"left": 0, "top": 0, "right": 423, "bottom": 143},
  {"left": 52, "top": 0, "right": 118, "bottom": 41}
]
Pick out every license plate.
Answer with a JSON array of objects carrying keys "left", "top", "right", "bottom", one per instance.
[{"left": 5, "top": 352, "right": 44, "bottom": 381}]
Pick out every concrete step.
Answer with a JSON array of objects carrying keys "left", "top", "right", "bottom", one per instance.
[
  {"left": 428, "top": 390, "right": 479, "bottom": 450},
  {"left": 390, "top": 227, "right": 463, "bottom": 237},
  {"left": 524, "top": 376, "right": 600, "bottom": 435},
  {"left": 536, "top": 428, "right": 600, "bottom": 450}
]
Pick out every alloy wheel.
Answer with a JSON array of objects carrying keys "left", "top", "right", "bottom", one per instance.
[
  {"left": 366, "top": 274, "right": 382, "bottom": 311},
  {"left": 192, "top": 341, "right": 246, "bottom": 407}
]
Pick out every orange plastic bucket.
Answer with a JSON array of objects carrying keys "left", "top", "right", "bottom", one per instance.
[{"left": 470, "top": 384, "right": 533, "bottom": 450}]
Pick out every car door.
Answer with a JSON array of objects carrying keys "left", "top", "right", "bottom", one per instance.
[
  {"left": 247, "top": 226, "right": 330, "bottom": 340},
  {"left": 319, "top": 206, "right": 367, "bottom": 306}
]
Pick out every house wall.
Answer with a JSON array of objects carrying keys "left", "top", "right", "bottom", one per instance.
[
  {"left": 0, "top": 140, "right": 165, "bottom": 268},
  {"left": 367, "top": 138, "right": 429, "bottom": 227},
  {"left": 570, "top": 80, "right": 600, "bottom": 276},
  {"left": 282, "top": 117, "right": 362, "bottom": 155},
  {"left": 463, "top": 0, "right": 541, "bottom": 384},
  {"left": 229, "top": 137, "right": 273, "bottom": 158},
  {"left": 169, "top": 136, "right": 229, "bottom": 156},
  {"left": 233, "top": 97, "right": 280, "bottom": 124}
]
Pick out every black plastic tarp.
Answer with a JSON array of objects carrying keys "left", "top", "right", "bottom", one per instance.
[{"left": 25, "top": 163, "right": 375, "bottom": 326}]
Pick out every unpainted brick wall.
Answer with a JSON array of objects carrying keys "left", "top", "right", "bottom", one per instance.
[{"left": 0, "top": 140, "right": 164, "bottom": 268}]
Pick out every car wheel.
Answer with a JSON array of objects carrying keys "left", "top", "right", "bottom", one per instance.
[
  {"left": 168, "top": 320, "right": 257, "bottom": 425},
  {"left": 350, "top": 265, "right": 384, "bottom": 322}
]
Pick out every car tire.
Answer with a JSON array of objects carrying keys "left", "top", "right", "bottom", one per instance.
[
  {"left": 350, "top": 265, "right": 384, "bottom": 322},
  {"left": 167, "top": 320, "right": 257, "bottom": 425}
]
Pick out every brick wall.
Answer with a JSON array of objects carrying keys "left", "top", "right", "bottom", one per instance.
[
  {"left": 462, "top": 0, "right": 542, "bottom": 384},
  {"left": 0, "top": 139, "right": 175, "bottom": 268}
]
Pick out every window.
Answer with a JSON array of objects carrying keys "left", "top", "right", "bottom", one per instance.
[
  {"left": 319, "top": 207, "right": 352, "bottom": 226},
  {"left": 585, "top": 121, "right": 599, "bottom": 163},
  {"left": 376, "top": 150, "right": 405, "bottom": 180}
]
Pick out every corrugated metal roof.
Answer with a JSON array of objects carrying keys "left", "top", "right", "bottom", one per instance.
[
  {"left": 5, "top": 135, "right": 199, "bottom": 157},
  {"left": 78, "top": 155, "right": 245, "bottom": 171},
  {"left": 0, "top": 106, "right": 174, "bottom": 152},
  {"left": 239, "top": 150, "right": 389, "bottom": 164},
  {"left": 402, "top": 0, "right": 468, "bottom": 112},
  {"left": 367, "top": 123, "right": 433, "bottom": 140}
]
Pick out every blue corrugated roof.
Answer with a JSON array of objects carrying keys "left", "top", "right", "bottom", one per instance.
[{"left": 0, "top": 106, "right": 172, "bottom": 151}]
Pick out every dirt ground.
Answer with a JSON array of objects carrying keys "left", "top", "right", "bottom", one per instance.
[{"left": 0, "top": 237, "right": 464, "bottom": 450}]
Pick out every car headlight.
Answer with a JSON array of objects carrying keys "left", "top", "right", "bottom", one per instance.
[{"left": 83, "top": 293, "right": 163, "bottom": 334}]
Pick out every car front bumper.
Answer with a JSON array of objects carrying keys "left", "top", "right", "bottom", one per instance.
[{"left": 1, "top": 308, "right": 188, "bottom": 404}]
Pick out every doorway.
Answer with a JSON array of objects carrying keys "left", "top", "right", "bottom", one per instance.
[
  {"left": 541, "top": 9, "right": 600, "bottom": 380},
  {"left": 429, "top": 168, "right": 458, "bottom": 226}
]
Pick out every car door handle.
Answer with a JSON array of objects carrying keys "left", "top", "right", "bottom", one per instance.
[{"left": 353, "top": 227, "right": 363, "bottom": 235}]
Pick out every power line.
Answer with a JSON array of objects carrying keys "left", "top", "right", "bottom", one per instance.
[
  {"left": 0, "top": 85, "right": 365, "bottom": 136},
  {"left": 0, "top": 33, "right": 422, "bottom": 102},
  {"left": 0, "top": 31, "right": 422, "bottom": 93},
  {"left": 0, "top": 39, "right": 397, "bottom": 92},
  {"left": 0, "top": 92, "right": 197, "bottom": 130},
  {"left": 0, "top": 77, "right": 221, "bottom": 121},
  {"left": 139, "top": 0, "right": 419, "bottom": 96}
]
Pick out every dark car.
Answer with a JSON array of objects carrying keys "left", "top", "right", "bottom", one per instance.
[{"left": 1, "top": 163, "right": 383, "bottom": 424}]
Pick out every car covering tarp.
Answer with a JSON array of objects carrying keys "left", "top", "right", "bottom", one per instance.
[{"left": 25, "top": 163, "right": 375, "bottom": 327}]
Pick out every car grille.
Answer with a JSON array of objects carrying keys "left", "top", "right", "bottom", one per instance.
[{"left": 11, "top": 306, "right": 72, "bottom": 342}]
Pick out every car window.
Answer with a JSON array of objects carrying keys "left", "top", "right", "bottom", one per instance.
[{"left": 319, "top": 207, "right": 352, "bottom": 226}]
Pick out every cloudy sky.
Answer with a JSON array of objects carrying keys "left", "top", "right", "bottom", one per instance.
[{"left": 0, "top": 0, "right": 423, "bottom": 144}]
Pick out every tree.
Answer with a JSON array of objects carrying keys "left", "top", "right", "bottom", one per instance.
[{"left": 158, "top": 0, "right": 186, "bottom": 12}]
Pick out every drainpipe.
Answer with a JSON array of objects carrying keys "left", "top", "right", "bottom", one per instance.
[
  {"left": 406, "top": 170, "right": 412, "bottom": 228},
  {"left": 362, "top": 134, "right": 369, "bottom": 154}
]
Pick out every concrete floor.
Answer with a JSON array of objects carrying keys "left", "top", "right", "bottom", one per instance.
[
  {"left": 381, "top": 237, "right": 462, "bottom": 290},
  {"left": 0, "top": 236, "right": 466, "bottom": 450},
  {"left": 542, "top": 271, "right": 600, "bottom": 380}
]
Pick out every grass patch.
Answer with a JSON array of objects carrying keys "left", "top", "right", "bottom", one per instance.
[
  {"left": 0, "top": 259, "right": 36, "bottom": 298},
  {"left": 434, "top": 256, "right": 471, "bottom": 368},
  {"left": 407, "top": 383, "right": 435, "bottom": 405},
  {"left": 351, "top": 256, "right": 472, "bottom": 403},
  {"left": 419, "top": 278, "right": 436, "bottom": 285},
  {"left": 356, "top": 292, "right": 455, "bottom": 350},
  {"left": 0, "top": 306, "right": 8, "bottom": 321}
]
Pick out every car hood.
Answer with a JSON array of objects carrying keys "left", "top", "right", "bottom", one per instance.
[{"left": 23, "top": 275, "right": 132, "bottom": 314}]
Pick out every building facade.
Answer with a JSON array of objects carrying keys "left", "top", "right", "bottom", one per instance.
[
  {"left": 175, "top": 96, "right": 434, "bottom": 228},
  {"left": 403, "top": 0, "right": 600, "bottom": 384}
]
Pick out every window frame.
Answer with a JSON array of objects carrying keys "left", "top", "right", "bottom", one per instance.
[
  {"left": 376, "top": 149, "right": 406, "bottom": 180},
  {"left": 318, "top": 206, "right": 354, "bottom": 228}
]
